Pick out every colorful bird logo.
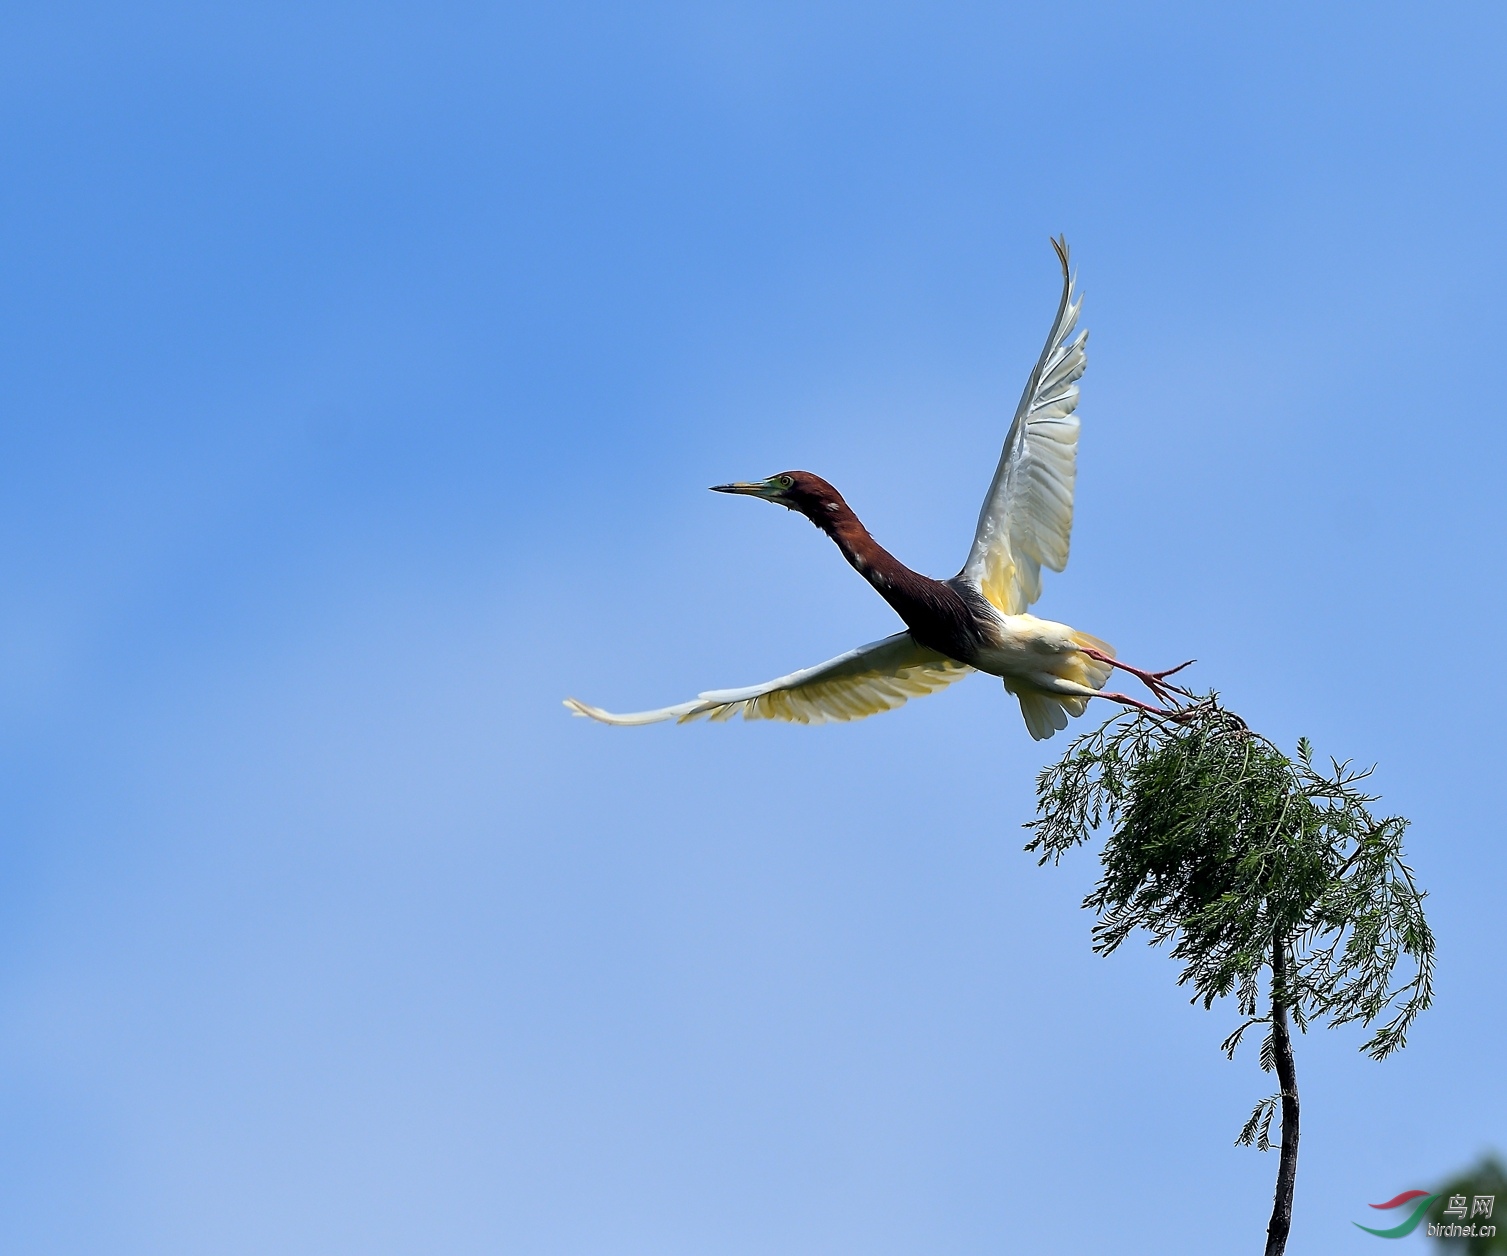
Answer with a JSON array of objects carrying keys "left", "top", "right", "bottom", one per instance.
[{"left": 1354, "top": 1190, "right": 1440, "bottom": 1238}]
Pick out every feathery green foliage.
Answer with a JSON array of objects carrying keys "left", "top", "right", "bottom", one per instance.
[{"left": 1026, "top": 693, "right": 1434, "bottom": 1134}]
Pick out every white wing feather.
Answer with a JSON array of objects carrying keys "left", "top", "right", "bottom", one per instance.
[
  {"left": 960, "top": 236, "right": 1087, "bottom": 614},
  {"left": 564, "top": 632, "right": 972, "bottom": 726}
]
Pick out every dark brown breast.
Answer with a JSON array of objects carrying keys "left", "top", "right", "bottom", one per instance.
[{"left": 872, "top": 569, "right": 994, "bottom": 663}]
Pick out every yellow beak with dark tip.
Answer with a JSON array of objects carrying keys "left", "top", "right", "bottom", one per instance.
[{"left": 710, "top": 479, "right": 781, "bottom": 498}]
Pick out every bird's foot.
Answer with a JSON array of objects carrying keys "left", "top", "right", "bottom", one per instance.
[
  {"left": 1096, "top": 690, "right": 1187, "bottom": 719},
  {"left": 1080, "top": 649, "right": 1197, "bottom": 705}
]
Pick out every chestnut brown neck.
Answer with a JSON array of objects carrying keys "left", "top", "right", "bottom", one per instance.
[
  {"left": 791, "top": 491, "right": 987, "bottom": 663},
  {"left": 800, "top": 496, "right": 909, "bottom": 589}
]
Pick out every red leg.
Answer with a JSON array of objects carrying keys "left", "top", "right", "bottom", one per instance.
[
  {"left": 1094, "top": 690, "right": 1179, "bottom": 717},
  {"left": 1080, "top": 648, "right": 1196, "bottom": 703}
]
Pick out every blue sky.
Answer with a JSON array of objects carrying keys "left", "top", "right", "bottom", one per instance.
[{"left": 2, "top": 3, "right": 1504, "bottom": 1252}]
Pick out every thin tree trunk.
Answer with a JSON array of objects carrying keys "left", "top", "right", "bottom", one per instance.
[{"left": 1264, "top": 938, "right": 1300, "bottom": 1256}]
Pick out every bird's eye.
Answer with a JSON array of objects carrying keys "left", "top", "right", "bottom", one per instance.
[{"left": 777, "top": 475, "right": 794, "bottom": 490}]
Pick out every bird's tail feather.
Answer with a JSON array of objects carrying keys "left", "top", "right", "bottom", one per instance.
[
  {"left": 1005, "top": 631, "right": 1115, "bottom": 741},
  {"left": 1014, "top": 690, "right": 1075, "bottom": 740}
]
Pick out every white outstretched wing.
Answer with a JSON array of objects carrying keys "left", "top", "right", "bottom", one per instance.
[
  {"left": 564, "top": 632, "right": 972, "bottom": 726},
  {"left": 959, "top": 235, "right": 1086, "bottom": 614}
]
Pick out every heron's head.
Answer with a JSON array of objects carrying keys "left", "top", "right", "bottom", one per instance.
[{"left": 710, "top": 471, "right": 845, "bottom": 519}]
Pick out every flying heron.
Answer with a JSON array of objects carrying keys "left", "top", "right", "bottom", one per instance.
[{"left": 565, "top": 237, "right": 1188, "bottom": 740}]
